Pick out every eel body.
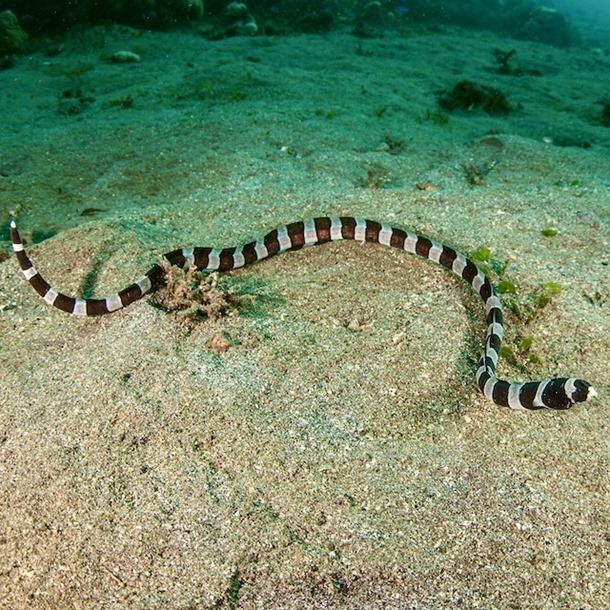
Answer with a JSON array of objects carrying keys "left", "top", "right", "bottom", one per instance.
[{"left": 10, "top": 217, "right": 595, "bottom": 410}]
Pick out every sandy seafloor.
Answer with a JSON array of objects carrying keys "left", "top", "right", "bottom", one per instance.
[{"left": 0, "top": 19, "right": 609, "bottom": 610}]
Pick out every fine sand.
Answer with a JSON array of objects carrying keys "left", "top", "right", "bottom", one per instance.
[{"left": 0, "top": 23, "right": 609, "bottom": 609}]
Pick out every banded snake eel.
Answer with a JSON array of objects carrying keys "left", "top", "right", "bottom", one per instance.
[{"left": 10, "top": 217, "right": 595, "bottom": 411}]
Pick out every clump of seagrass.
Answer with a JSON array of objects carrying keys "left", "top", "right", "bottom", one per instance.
[{"left": 151, "top": 262, "right": 244, "bottom": 326}]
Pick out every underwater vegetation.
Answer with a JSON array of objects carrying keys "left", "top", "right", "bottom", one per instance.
[
  {"left": 150, "top": 265, "right": 245, "bottom": 329},
  {"left": 1, "top": 0, "right": 578, "bottom": 48},
  {"left": 492, "top": 48, "right": 543, "bottom": 77},
  {"left": 1, "top": 0, "right": 204, "bottom": 32},
  {"left": 469, "top": 244, "right": 571, "bottom": 371},
  {"left": 0, "top": 10, "right": 27, "bottom": 55},
  {"left": 406, "top": 0, "right": 576, "bottom": 46}
]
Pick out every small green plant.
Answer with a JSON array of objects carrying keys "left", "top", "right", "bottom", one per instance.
[
  {"left": 193, "top": 81, "right": 213, "bottom": 98},
  {"left": 470, "top": 246, "right": 491, "bottom": 263},
  {"left": 107, "top": 93, "right": 133, "bottom": 108},
  {"left": 584, "top": 290, "right": 608, "bottom": 306},
  {"left": 425, "top": 108, "right": 449, "bottom": 127},
  {"left": 315, "top": 108, "right": 336, "bottom": 120},
  {"left": 470, "top": 248, "right": 563, "bottom": 318},
  {"left": 198, "top": 81, "right": 212, "bottom": 91},
  {"left": 505, "top": 281, "right": 564, "bottom": 323},
  {"left": 540, "top": 228, "right": 558, "bottom": 237},
  {"left": 497, "top": 280, "right": 517, "bottom": 295},
  {"left": 553, "top": 178, "right": 582, "bottom": 188},
  {"left": 499, "top": 334, "right": 543, "bottom": 370},
  {"left": 470, "top": 245, "right": 566, "bottom": 370},
  {"left": 226, "top": 568, "right": 244, "bottom": 609},
  {"left": 469, "top": 246, "right": 510, "bottom": 277},
  {"left": 541, "top": 281, "right": 563, "bottom": 297},
  {"left": 372, "top": 104, "right": 387, "bottom": 118}
]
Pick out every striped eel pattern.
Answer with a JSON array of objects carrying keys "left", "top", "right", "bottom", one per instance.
[{"left": 10, "top": 217, "right": 595, "bottom": 410}]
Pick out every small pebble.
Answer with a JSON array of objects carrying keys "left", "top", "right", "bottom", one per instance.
[{"left": 110, "top": 51, "right": 141, "bottom": 63}]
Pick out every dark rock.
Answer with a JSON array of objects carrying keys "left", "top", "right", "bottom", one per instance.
[
  {"left": 438, "top": 80, "right": 511, "bottom": 116},
  {"left": 0, "top": 10, "right": 27, "bottom": 55}
]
